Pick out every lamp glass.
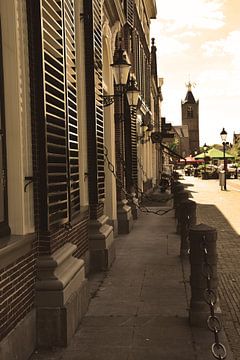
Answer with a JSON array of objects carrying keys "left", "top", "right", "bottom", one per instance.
[
  {"left": 126, "top": 78, "right": 140, "bottom": 106},
  {"left": 127, "top": 89, "right": 139, "bottom": 106},
  {"left": 112, "top": 64, "right": 131, "bottom": 86},
  {"left": 203, "top": 143, "right": 207, "bottom": 151},
  {"left": 220, "top": 128, "right": 227, "bottom": 142}
]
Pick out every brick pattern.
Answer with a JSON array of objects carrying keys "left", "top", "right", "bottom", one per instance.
[
  {"left": 186, "top": 178, "right": 240, "bottom": 359},
  {"left": 197, "top": 204, "right": 240, "bottom": 359},
  {"left": 0, "top": 245, "right": 37, "bottom": 341},
  {"left": 39, "top": 214, "right": 89, "bottom": 258},
  {"left": 89, "top": 203, "right": 104, "bottom": 220}
]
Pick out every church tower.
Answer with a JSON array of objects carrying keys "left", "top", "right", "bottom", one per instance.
[{"left": 181, "top": 82, "right": 199, "bottom": 155}]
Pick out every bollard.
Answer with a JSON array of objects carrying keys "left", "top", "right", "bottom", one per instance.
[
  {"left": 172, "top": 183, "right": 184, "bottom": 195},
  {"left": 189, "top": 223, "right": 221, "bottom": 327},
  {"left": 178, "top": 199, "right": 196, "bottom": 256},
  {"left": 174, "top": 190, "right": 189, "bottom": 215}
]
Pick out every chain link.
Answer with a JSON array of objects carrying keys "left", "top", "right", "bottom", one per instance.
[
  {"left": 104, "top": 145, "right": 173, "bottom": 216},
  {"left": 135, "top": 156, "right": 172, "bottom": 205},
  {"left": 201, "top": 236, "right": 227, "bottom": 360},
  {"left": 137, "top": 156, "right": 148, "bottom": 180}
]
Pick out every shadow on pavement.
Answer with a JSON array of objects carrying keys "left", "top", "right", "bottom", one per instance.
[{"left": 193, "top": 202, "right": 240, "bottom": 359}]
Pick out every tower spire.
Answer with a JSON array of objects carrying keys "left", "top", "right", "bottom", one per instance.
[
  {"left": 186, "top": 81, "right": 192, "bottom": 91},
  {"left": 186, "top": 81, "right": 196, "bottom": 92}
]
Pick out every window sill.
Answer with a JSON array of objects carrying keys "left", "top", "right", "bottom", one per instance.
[{"left": 0, "top": 233, "right": 35, "bottom": 271}]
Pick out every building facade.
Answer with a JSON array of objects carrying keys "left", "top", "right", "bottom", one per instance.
[
  {"left": 181, "top": 82, "right": 199, "bottom": 156},
  {"left": 0, "top": 1, "right": 160, "bottom": 359}
]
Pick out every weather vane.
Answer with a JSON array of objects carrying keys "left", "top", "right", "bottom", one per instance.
[{"left": 185, "top": 78, "right": 196, "bottom": 91}]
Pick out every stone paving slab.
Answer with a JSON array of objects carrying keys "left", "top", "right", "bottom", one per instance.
[{"left": 30, "top": 186, "right": 234, "bottom": 360}]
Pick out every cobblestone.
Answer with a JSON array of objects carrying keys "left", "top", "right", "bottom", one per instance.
[{"left": 182, "top": 176, "right": 240, "bottom": 360}]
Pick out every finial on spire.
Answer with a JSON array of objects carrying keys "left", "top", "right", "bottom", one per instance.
[{"left": 185, "top": 81, "right": 196, "bottom": 92}]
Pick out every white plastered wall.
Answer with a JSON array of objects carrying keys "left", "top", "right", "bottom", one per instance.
[{"left": 0, "top": 0, "right": 34, "bottom": 235}]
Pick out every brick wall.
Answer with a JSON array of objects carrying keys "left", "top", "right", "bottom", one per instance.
[
  {"left": 38, "top": 213, "right": 89, "bottom": 258},
  {"left": 0, "top": 243, "right": 37, "bottom": 341}
]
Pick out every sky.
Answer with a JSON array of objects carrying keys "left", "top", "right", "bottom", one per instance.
[{"left": 150, "top": 0, "right": 240, "bottom": 146}]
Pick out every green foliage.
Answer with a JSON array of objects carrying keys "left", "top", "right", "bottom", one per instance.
[
  {"left": 227, "top": 143, "right": 240, "bottom": 162},
  {"left": 168, "top": 139, "right": 178, "bottom": 152}
]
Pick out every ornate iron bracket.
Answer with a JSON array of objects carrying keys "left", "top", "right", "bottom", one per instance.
[
  {"left": 24, "top": 176, "right": 34, "bottom": 192},
  {"left": 102, "top": 95, "right": 116, "bottom": 107},
  {"left": 102, "top": 94, "right": 121, "bottom": 108}
]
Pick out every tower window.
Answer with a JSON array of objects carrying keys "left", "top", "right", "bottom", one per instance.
[{"left": 187, "top": 106, "right": 193, "bottom": 118}]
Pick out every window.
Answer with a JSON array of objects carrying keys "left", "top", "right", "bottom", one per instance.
[
  {"left": 27, "top": 0, "right": 80, "bottom": 230},
  {"left": 187, "top": 105, "right": 193, "bottom": 118},
  {"left": 0, "top": 25, "right": 10, "bottom": 237}
]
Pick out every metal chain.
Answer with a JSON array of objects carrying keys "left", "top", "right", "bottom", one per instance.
[
  {"left": 137, "top": 156, "right": 148, "bottom": 180},
  {"left": 135, "top": 156, "right": 171, "bottom": 204},
  {"left": 104, "top": 145, "right": 173, "bottom": 216},
  {"left": 117, "top": 149, "right": 170, "bottom": 206},
  {"left": 201, "top": 236, "right": 227, "bottom": 360}
]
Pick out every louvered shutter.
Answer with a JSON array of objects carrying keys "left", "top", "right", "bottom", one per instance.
[
  {"left": 124, "top": 0, "right": 134, "bottom": 28},
  {"left": 63, "top": 0, "right": 80, "bottom": 219},
  {"left": 124, "top": 104, "right": 138, "bottom": 191},
  {"left": 0, "top": 25, "right": 10, "bottom": 236},
  {"left": 130, "top": 108, "right": 138, "bottom": 186},
  {"left": 84, "top": 0, "right": 105, "bottom": 210},
  {"left": 41, "top": 0, "right": 69, "bottom": 228},
  {"left": 27, "top": 0, "right": 80, "bottom": 230}
]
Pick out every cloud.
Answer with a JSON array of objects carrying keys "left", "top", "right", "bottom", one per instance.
[
  {"left": 198, "top": 68, "right": 240, "bottom": 97},
  {"left": 155, "top": 0, "right": 225, "bottom": 31},
  {"left": 175, "top": 31, "right": 200, "bottom": 38},
  {"left": 152, "top": 35, "right": 190, "bottom": 56},
  {"left": 202, "top": 31, "right": 240, "bottom": 70}
]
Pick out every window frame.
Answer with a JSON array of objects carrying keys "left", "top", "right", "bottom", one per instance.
[{"left": 0, "top": 22, "right": 10, "bottom": 237}]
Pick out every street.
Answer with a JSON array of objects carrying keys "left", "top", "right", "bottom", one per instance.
[
  {"left": 28, "top": 176, "right": 240, "bottom": 360},
  {"left": 182, "top": 175, "right": 240, "bottom": 358}
]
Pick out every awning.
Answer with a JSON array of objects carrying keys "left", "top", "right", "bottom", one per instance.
[
  {"left": 195, "top": 147, "right": 234, "bottom": 159},
  {"left": 160, "top": 143, "right": 186, "bottom": 161}
]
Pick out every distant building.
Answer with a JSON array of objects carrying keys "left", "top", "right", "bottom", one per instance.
[
  {"left": 173, "top": 125, "right": 189, "bottom": 158},
  {"left": 233, "top": 132, "right": 240, "bottom": 145},
  {"left": 181, "top": 82, "right": 199, "bottom": 155}
]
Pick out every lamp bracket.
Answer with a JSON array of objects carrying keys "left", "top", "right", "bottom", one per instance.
[{"left": 102, "top": 94, "right": 120, "bottom": 107}]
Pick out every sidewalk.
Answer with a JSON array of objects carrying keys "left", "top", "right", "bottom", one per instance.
[
  {"left": 30, "top": 190, "right": 233, "bottom": 360},
  {"left": 182, "top": 175, "right": 240, "bottom": 359}
]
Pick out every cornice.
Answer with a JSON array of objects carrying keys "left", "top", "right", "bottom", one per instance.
[
  {"left": 143, "top": 0, "right": 157, "bottom": 19},
  {"left": 104, "top": 0, "right": 126, "bottom": 27}
]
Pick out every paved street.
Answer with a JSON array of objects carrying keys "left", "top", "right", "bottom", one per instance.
[
  {"left": 29, "top": 177, "right": 240, "bottom": 360},
  {"left": 182, "top": 175, "right": 240, "bottom": 359}
]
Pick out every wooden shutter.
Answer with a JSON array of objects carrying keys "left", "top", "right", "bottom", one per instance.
[
  {"left": 27, "top": 0, "right": 80, "bottom": 230},
  {"left": 63, "top": 0, "right": 80, "bottom": 219},
  {"left": 124, "top": 0, "right": 134, "bottom": 28},
  {"left": 84, "top": 0, "right": 105, "bottom": 208},
  {"left": 130, "top": 108, "right": 138, "bottom": 186},
  {"left": 124, "top": 104, "right": 138, "bottom": 191},
  {"left": 42, "top": 0, "right": 69, "bottom": 228},
  {"left": 0, "top": 22, "right": 10, "bottom": 236}
]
